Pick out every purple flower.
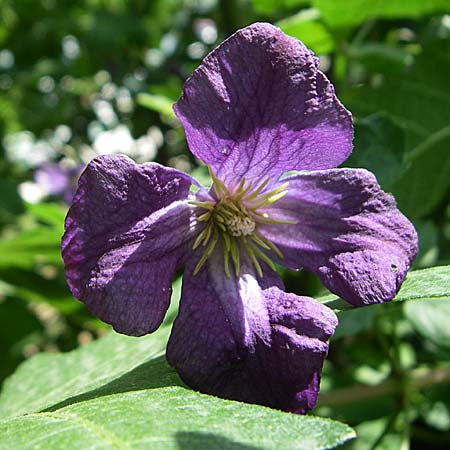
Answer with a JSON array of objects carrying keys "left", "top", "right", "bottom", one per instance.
[
  {"left": 62, "top": 23, "right": 418, "bottom": 413},
  {"left": 35, "top": 162, "right": 83, "bottom": 203}
]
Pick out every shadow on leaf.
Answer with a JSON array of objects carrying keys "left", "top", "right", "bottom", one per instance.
[
  {"left": 176, "top": 431, "right": 263, "bottom": 450},
  {"left": 44, "top": 355, "right": 184, "bottom": 412}
]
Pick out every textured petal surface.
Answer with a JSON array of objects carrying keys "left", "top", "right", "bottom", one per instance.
[
  {"left": 174, "top": 22, "right": 353, "bottom": 186},
  {"left": 258, "top": 169, "right": 418, "bottom": 306},
  {"left": 62, "top": 155, "right": 196, "bottom": 336},
  {"left": 167, "top": 248, "right": 337, "bottom": 413}
]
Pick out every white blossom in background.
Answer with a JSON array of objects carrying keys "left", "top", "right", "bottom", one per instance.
[
  {"left": 144, "top": 48, "right": 165, "bottom": 68},
  {"left": 193, "top": 18, "right": 217, "bottom": 44},
  {"left": 18, "top": 181, "right": 46, "bottom": 203},
  {"left": 62, "top": 35, "right": 81, "bottom": 61},
  {"left": 93, "top": 99, "right": 118, "bottom": 127},
  {"left": 0, "top": 49, "right": 14, "bottom": 69},
  {"left": 3, "top": 131, "right": 57, "bottom": 168},
  {"left": 91, "top": 124, "right": 163, "bottom": 162}
]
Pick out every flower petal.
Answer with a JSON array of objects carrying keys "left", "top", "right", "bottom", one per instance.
[
  {"left": 258, "top": 169, "right": 418, "bottom": 306},
  {"left": 167, "top": 248, "right": 337, "bottom": 413},
  {"left": 62, "top": 155, "right": 197, "bottom": 336},
  {"left": 174, "top": 22, "right": 352, "bottom": 185}
]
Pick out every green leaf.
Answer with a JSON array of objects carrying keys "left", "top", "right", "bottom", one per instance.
[
  {"left": 0, "top": 282, "right": 355, "bottom": 449},
  {"left": 251, "top": 0, "right": 310, "bottom": 15},
  {"left": 322, "top": 266, "right": 450, "bottom": 311},
  {"left": 333, "top": 307, "right": 378, "bottom": 340},
  {"left": 346, "top": 40, "right": 450, "bottom": 218},
  {"left": 0, "top": 227, "right": 62, "bottom": 269},
  {"left": 313, "top": 0, "right": 450, "bottom": 28},
  {"left": 25, "top": 202, "right": 67, "bottom": 229},
  {"left": 0, "top": 386, "right": 355, "bottom": 450},
  {"left": 277, "top": 9, "right": 335, "bottom": 54},
  {"left": 0, "top": 329, "right": 171, "bottom": 420},
  {"left": 0, "top": 277, "right": 184, "bottom": 420},
  {"left": 345, "top": 114, "right": 406, "bottom": 190},
  {"left": 343, "top": 417, "right": 402, "bottom": 450},
  {"left": 136, "top": 93, "right": 175, "bottom": 118},
  {"left": 0, "top": 176, "right": 24, "bottom": 224},
  {"left": 404, "top": 299, "right": 450, "bottom": 349},
  {"left": 413, "top": 220, "right": 439, "bottom": 268},
  {"left": 393, "top": 266, "right": 450, "bottom": 303}
]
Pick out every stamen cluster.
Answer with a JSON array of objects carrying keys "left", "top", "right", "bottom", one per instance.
[{"left": 190, "top": 167, "right": 295, "bottom": 277}]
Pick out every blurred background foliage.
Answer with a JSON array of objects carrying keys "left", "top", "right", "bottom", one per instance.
[{"left": 0, "top": 0, "right": 449, "bottom": 448}]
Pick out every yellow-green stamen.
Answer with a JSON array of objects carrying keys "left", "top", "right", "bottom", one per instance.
[{"left": 189, "top": 166, "right": 296, "bottom": 277}]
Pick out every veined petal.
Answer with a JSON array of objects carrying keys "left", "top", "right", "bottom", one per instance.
[
  {"left": 258, "top": 169, "right": 418, "bottom": 306},
  {"left": 174, "top": 23, "right": 352, "bottom": 186},
  {"left": 167, "top": 247, "right": 337, "bottom": 413},
  {"left": 62, "top": 155, "right": 197, "bottom": 336}
]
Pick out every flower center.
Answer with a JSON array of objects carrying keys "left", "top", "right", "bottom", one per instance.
[
  {"left": 189, "top": 167, "right": 295, "bottom": 278},
  {"left": 224, "top": 214, "right": 255, "bottom": 237}
]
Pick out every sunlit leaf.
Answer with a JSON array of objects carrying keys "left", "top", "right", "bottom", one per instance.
[
  {"left": 278, "top": 9, "right": 335, "bottom": 54},
  {"left": 313, "top": 0, "right": 450, "bottom": 28},
  {"left": 0, "top": 385, "right": 355, "bottom": 450},
  {"left": 136, "top": 93, "right": 175, "bottom": 118},
  {"left": 322, "top": 266, "right": 450, "bottom": 311}
]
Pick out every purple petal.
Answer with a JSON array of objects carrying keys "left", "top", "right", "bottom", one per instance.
[
  {"left": 258, "top": 169, "right": 418, "bottom": 306},
  {"left": 62, "top": 155, "right": 197, "bottom": 336},
  {"left": 174, "top": 22, "right": 353, "bottom": 185},
  {"left": 35, "top": 163, "right": 72, "bottom": 196},
  {"left": 167, "top": 248, "right": 337, "bottom": 413}
]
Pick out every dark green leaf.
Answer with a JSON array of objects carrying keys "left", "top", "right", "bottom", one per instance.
[
  {"left": 345, "top": 114, "right": 406, "bottom": 190},
  {"left": 346, "top": 40, "right": 450, "bottom": 218},
  {"left": 404, "top": 299, "right": 450, "bottom": 349}
]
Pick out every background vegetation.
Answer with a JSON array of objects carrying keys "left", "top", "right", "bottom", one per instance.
[{"left": 0, "top": 1, "right": 449, "bottom": 449}]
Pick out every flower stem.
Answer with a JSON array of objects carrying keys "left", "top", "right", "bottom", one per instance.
[{"left": 317, "top": 366, "right": 450, "bottom": 407}]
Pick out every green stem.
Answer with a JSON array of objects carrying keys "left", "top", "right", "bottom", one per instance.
[{"left": 318, "top": 366, "right": 450, "bottom": 407}]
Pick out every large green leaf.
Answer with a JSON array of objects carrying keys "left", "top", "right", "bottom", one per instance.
[
  {"left": 0, "top": 385, "right": 355, "bottom": 450},
  {"left": 323, "top": 266, "right": 450, "bottom": 311},
  {"left": 0, "top": 277, "right": 184, "bottom": 420},
  {"left": 313, "top": 0, "right": 450, "bottom": 28},
  {"left": 0, "top": 329, "right": 171, "bottom": 420},
  {"left": 0, "top": 292, "right": 355, "bottom": 449}
]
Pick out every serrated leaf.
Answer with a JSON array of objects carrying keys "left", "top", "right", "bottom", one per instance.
[
  {"left": 322, "top": 266, "right": 450, "bottom": 311},
  {"left": 313, "top": 0, "right": 450, "bottom": 28},
  {"left": 0, "top": 387, "right": 355, "bottom": 450}
]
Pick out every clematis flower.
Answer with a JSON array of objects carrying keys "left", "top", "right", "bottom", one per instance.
[
  {"left": 35, "top": 161, "right": 84, "bottom": 203},
  {"left": 62, "top": 23, "right": 418, "bottom": 413}
]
